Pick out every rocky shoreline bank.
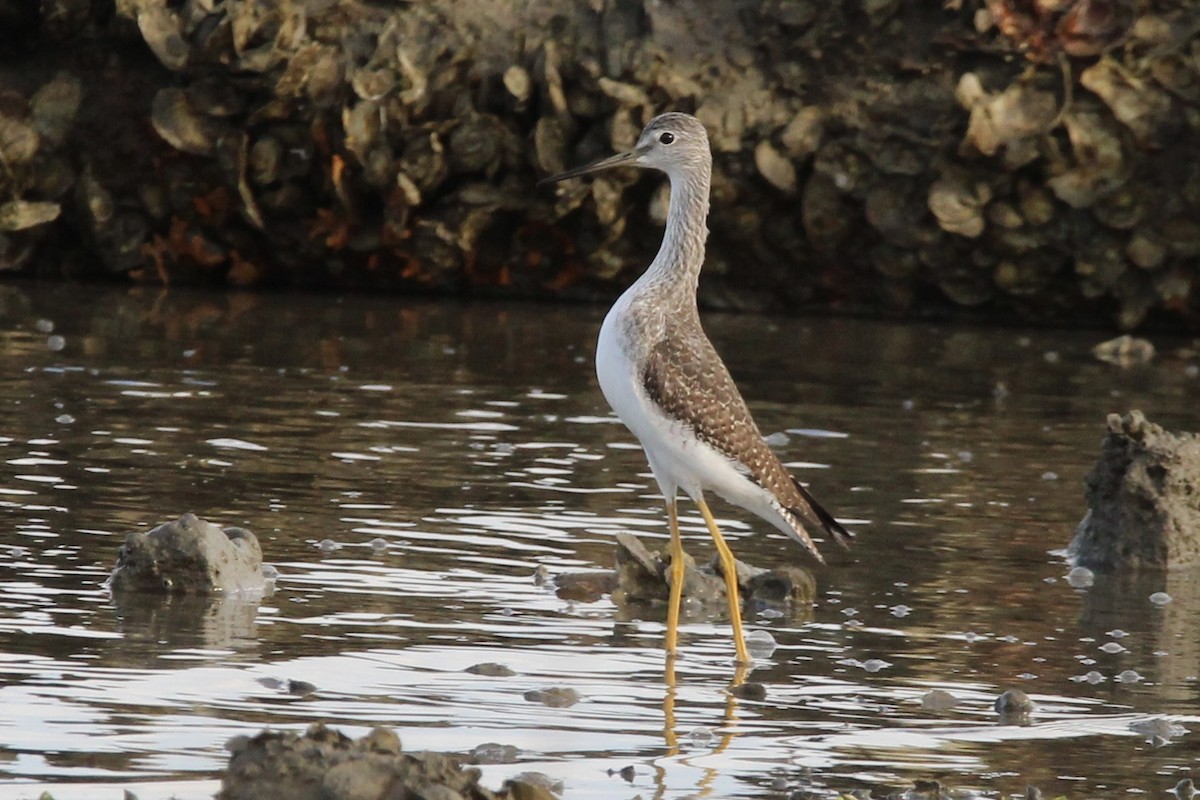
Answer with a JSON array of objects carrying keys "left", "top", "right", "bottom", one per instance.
[
  {"left": 2, "top": 1, "right": 1198, "bottom": 328},
  {"left": 2, "top": 1, "right": 1200, "bottom": 328}
]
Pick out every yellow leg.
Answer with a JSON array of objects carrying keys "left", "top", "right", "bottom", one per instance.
[
  {"left": 696, "top": 499, "right": 752, "bottom": 664},
  {"left": 665, "top": 498, "right": 685, "bottom": 657},
  {"left": 662, "top": 652, "right": 679, "bottom": 752}
]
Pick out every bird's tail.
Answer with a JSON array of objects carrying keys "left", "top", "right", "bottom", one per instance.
[{"left": 788, "top": 477, "right": 854, "bottom": 550}]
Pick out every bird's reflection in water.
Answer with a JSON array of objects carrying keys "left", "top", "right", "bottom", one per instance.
[{"left": 654, "top": 655, "right": 750, "bottom": 798}]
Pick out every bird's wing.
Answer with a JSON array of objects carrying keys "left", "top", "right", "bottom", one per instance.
[{"left": 641, "top": 327, "right": 851, "bottom": 551}]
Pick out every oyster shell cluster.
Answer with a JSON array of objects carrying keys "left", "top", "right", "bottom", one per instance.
[{"left": 0, "top": 0, "right": 1197, "bottom": 327}]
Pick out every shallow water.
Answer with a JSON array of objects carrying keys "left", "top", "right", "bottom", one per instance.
[{"left": 1, "top": 283, "right": 1198, "bottom": 799}]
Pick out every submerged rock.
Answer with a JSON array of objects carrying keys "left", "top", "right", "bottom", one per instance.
[
  {"left": 995, "top": 688, "right": 1035, "bottom": 724},
  {"left": 1070, "top": 412, "right": 1200, "bottom": 571},
  {"left": 574, "top": 531, "right": 816, "bottom": 611},
  {"left": 920, "top": 688, "right": 961, "bottom": 712},
  {"left": 109, "top": 513, "right": 266, "bottom": 594}
]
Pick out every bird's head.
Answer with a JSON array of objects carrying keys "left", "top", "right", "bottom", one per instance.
[{"left": 540, "top": 112, "right": 711, "bottom": 185}]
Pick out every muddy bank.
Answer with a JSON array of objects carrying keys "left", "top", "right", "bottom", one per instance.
[{"left": 1, "top": 1, "right": 1198, "bottom": 328}]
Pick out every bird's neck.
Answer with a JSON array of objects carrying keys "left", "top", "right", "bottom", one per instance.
[{"left": 637, "top": 166, "right": 711, "bottom": 305}]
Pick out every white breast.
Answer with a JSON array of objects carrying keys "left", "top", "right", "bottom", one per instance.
[{"left": 595, "top": 296, "right": 786, "bottom": 531}]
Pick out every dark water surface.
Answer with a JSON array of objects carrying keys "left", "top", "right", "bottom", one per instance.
[{"left": 1, "top": 283, "right": 1197, "bottom": 799}]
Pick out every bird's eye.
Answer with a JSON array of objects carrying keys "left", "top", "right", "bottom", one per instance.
[{"left": 659, "top": 132, "right": 675, "bottom": 145}]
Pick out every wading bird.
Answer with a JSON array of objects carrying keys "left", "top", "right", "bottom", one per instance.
[{"left": 541, "top": 113, "right": 851, "bottom": 664}]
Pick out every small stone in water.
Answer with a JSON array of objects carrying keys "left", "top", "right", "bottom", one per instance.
[
  {"left": 921, "top": 688, "right": 960, "bottom": 712},
  {"left": 1066, "top": 566, "right": 1094, "bottom": 588},
  {"left": 1116, "top": 669, "right": 1143, "bottom": 683},
  {"left": 689, "top": 726, "right": 713, "bottom": 746},
  {"left": 1099, "top": 642, "right": 1127, "bottom": 654},
  {"left": 507, "top": 771, "right": 564, "bottom": 796},
  {"left": 473, "top": 742, "right": 519, "bottom": 764},
  {"left": 317, "top": 538, "right": 341, "bottom": 551},
  {"left": 1173, "top": 778, "right": 1196, "bottom": 800},
  {"left": 46, "top": 335, "right": 66, "bottom": 351},
  {"left": 1150, "top": 591, "right": 1173, "bottom": 606},
  {"left": 466, "top": 662, "right": 516, "bottom": 677},
  {"left": 286, "top": 680, "right": 316, "bottom": 696},
  {"left": 902, "top": 399, "right": 915, "bottom": 411},
  {"left": 35, "top": 318, "right": 54, "bottom": 333},
  {"left": 995, "top": 688, "right": 1035, "bottom": 715},
  {"left": 369, "top": 537, "right": 388, "bottom": 551},
  {"left": 957, "top": 450, "right": 973, "bottom": 462},
  {"left": 730, "top": 682, "right": 767, "bottom": 701},
  {"left": 891, "top": 604, "right": 912, "bottom": 617},
  {"left": 261, "top": 564, "right": 279, "bottom": 580},
  {"left": 1107, "top": 629, "right": 1128, "bottom": 638},
  {"left": 1041, "top": 470, "right": 1058, "bottom": 480},
  {"left": 55, "top": 414, "right": 75, "bottom": 424},
  {"left": 523, "top": 687, "right": 580, "bottom": 708},
  {"left": 862, "top": 658, "right": 891, "bottom": 673}
]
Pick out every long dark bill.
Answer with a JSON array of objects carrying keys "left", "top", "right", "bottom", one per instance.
[{"left": 537, "top": 146, "right": 645, "bottom": 186}]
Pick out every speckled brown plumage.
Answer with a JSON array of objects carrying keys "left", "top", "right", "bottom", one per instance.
[{"left": 638, "top": 305, "right": 852, "bottom": 555}]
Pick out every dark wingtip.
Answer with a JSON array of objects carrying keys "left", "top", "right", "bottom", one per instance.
[{"left": 792, "top": 478, "right": 854, "bottom": 550}]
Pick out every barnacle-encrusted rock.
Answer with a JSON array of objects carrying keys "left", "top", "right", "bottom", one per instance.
[
  {"left": 0, "top": 114, "right": 39, "bottom": 165},
  {"left": 218, "top": 723, "right": 558, "bottom": 800},
  {"left": 30, "top": 73, "right": 82, "bottom": 146},
  {"left": 603, "top": 532, "right": 816, "bottom": 610},
  {"left": 0, "top": 200, "right": 60, "bottom": 231},
  {"left": 0, "top": 0, "right": 1196, "bottom": 327},
  {"left": 1070, "top": 412, "right": 1200, "bottom": 571},
  {"left": 151, "top": 87, "right": 229, "bottom": 157},
  {"left": 1047, "top": 110, "right": 1127, "bottom": 209},
  {"left": 109, "top": 513, "right": 266, "bottom": 594},
  {"left": 754, "top": 140, "right": 797, "bottom": 194},
  {"left": 961, "top": 76, "right": 1058, "bottom": 157},
  {"left": 929, "top": 175, "right": 991, "bottom": 238},
  {"left": 1080, "top": 59, "right": 1177, "bottom": 147}
]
